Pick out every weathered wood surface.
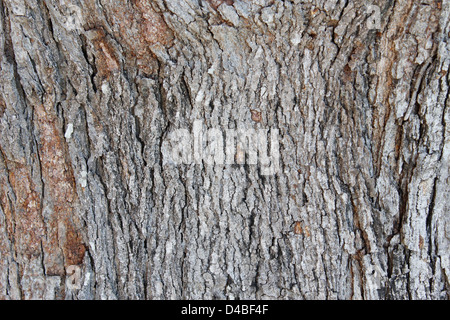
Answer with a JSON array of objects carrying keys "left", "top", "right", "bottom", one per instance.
[{"left": 0, "top": 0, "right": 448, "bottom": 299}]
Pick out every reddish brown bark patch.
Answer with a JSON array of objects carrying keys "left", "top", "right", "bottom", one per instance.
[
  {"left": 134, "top": 0, "right": 174, "bottom": 47},
  {"left": 207, "top": 0, "right": 234, "bottom": 10},
  {"left": 99, "top": 1, "right": 174, "bottom": 75},
  {"left": 250, "top": 110, "right": 262, "bottom": 122},
  {"left": 293, "top": 221, "right": 310, "bottom": 237},
  {"left": 294, "top": 221, "right": 302, "bottom": 235},
  {"left": 34, "top": 104, "right": 85, "bottom": 270},
  {"left": 88, "top": 28, "right": 120, "bottom": 79},
  {"left": 0, "top": 161, "right": 45, "bottom": 260}
]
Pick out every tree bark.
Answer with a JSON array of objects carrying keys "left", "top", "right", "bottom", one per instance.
[{"left": 0, "top": 0, "right": 448, "bottom": 300}]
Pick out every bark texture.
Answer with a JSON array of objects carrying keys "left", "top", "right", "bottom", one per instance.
[{"left": 0, "top": 0, "right": 449, "bottom": 300}]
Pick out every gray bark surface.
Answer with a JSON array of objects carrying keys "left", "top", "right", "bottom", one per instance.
[{"left": 0, "top": 0, "right": 449, "bottom": 300}]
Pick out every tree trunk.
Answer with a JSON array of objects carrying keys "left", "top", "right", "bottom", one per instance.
[{"left": 0, "top": 0, "right": 448, "bottom": 300}]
